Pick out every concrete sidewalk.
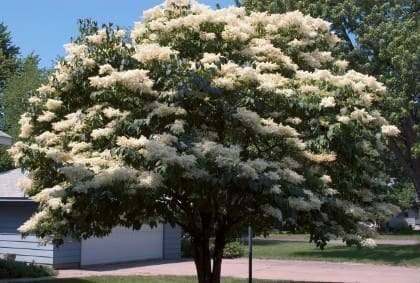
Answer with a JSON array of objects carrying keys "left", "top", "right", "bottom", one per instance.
[{"left": 5, "top": 258, "right": 420, "bottom": 283}]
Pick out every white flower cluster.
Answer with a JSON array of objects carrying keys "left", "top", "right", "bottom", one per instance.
[
  {"left": 89, "top": 69, "right": 154, "bottom": 93},
  {"left": 361, "top": 238, "right": 377, "bottom": 248},
  {"left": 381, "top": 125, "right": 400, "bottom": 137},
  {"left": 320, "top": 97, "right": 336, "bottom": 108},
  {"left": 288, "top": 195, "right": 321, "bottom": 212},
  {"left": 233, "top": 108, "right": 299, "bottom": 138},
  {"left": 133, "top": 43, "right": 179, "bottom": 63},
  {"left": 85, "top": 29, "right": 108, "bottom": 44}
]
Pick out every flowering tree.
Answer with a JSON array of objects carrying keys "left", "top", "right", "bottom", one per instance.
[{"left": 9, "top": 1, "right": 399, "bottom": 283}]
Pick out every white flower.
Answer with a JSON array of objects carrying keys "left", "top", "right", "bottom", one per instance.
[
  {"left": 304, "top": 151, "right": 337, "bottom": 163},
  {"left": 18, "top": 211, "right": 48, "bottom": 233},
  {"left": 115, "top": 29, "right": 126, "bottom": 38},
  {"left": 320, "top": 174, "right": 332, "bottom": 184},
  {"left": 37, "top": 111, "right": 56, "bottom": 122},
  {"left": 381, "top": 125, "right": 400, "bottom": 137},
  {"left": 117, "top": 136, "right": 147, "bottom": 148},
  {"left": 320, "top": 97, "right": 336, "bottom": 108},
  {"left": 334, "top": 60, "right": 349, "bottom": 71},
  {"left": 213, "top": 77, "right": 235, "bottom": 90},
  {"left": 46, "top": 149, "right": 73, "bottom": 163},
  {"left": 350, "top": 108, "right": 375, "bottom": 124},
  {"left": 99, "top": 64, "right": 115, "bottom": 75},
  {"left": 89, "top": 69, "right": 154, "bottom": 93},
  {"left": 37, "top": 85, "right": 55, "bottom": 94},
  {"left": 200, "top": 53, "right": 221, "bottom": 65},
  {"left": 149, "top": 102, "right": 187, "bottom": 117},
  {"left": 18, "top": 177, "right": 32, "bottom": 193},
  {"left": 262, "top": 205, "right": 283, "bottom": 220},
  {"left": 137, "top": 171, "right": 163, "bottom": 189},
  {"left": 169, "top": 119, "right": 186, "bottom": 135},
  {"left": 45, "top": 99, "right": 63, "bottom": 111},
  {"left": 85, "top": 29, "right": 107, "bottom": 44},
  {"left": 28, "top": 96, "right": 41, "bottom": 104},
  {"left": 18, "top": 115, "right": 33, "bottom": 138},
  {"left": 279, "top": 168, "right": 305, "bottom": 184},
  {"left": 35, "top": 131, "right": 59, "bottom": 145},
  {"left": 68, "top": 142, "right": 91, "bottom": 154},
  {"left": 91, "top": 127, "right": 115, "bottom": 140},
  {"left": 102, "top": 107, "right": 124, "bottom": 119},
  {"left": 60, "top": 166, "right": 93, "bottom": 182},
  {"left": 361, "top": 238, "right": 377, "bottom": 248},
  {"left": 131, "top": 22, "right": 147, "bottom": 40},
  {"left": 336, "top": 115, "right": 350, "bottom": 124},
  {"left": 132, "top": 43, "right": 178, "bottom": 63},
  {"left": 199, "top": 32, "right": 216, "bottom": 41}
]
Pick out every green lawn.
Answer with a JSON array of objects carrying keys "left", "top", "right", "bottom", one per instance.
[
  {"left": 252, "top": 240, "right": 420, "bottom": 266},
  {"left": 262, "top": 231, "right": 420, "bottom": 241},
  {"left": 377, "top": 231, "right": 420, "bottom": 240},
  {"left": 26, "top": 276, "right": 328, "bottom": 283}
]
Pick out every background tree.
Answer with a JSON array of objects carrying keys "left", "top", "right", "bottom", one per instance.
[
  {"left": 0, "top": 55, "right": 46, "bottom": 171},
  {"left": 238, "top": 0, "right": 420, "bottom": 201},
  {"left": 0, "top": 22, "right": 20, "bottom": 171},
  {"left": 9, "top": 2, "right": 399, "bottom": 283},
  {"left": 0, "top": 23, "right": 19, "bottom": 92}
]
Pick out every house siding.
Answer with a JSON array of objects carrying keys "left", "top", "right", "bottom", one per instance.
[
  {"left": 0, "top": 202, "right": 54, "bottom": 264},
  {"left": 53, "top": 239, "right": 81, "bottom": 268},
  {"left": 1, "top": 201, "right": 182, "bottom": 266},
  {"left": 163, "top": 224, "right": 181, "bottom": 259}
]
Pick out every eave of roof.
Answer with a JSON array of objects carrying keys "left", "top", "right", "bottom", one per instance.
[{"left": 0, "top": 197, "right": 33, "bottom": 202}]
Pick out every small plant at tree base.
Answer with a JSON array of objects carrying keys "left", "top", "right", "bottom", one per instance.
[{"left": 9, "top": 1, "right": 400, "bottom": 282}]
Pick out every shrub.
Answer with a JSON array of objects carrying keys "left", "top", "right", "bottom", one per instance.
[
  {"left": 222, "top": 241, "right": 246, "bottom": 258},
  {"left": 391, "top": 218, "right": 412, "bottom": 232},
  {"left": 0, "top": 259, "right": 56, "bottom": 279},
  {"left": 182, "top": 237, "right": 245, "bottom": 259},
  {"left": 181, "top": 236, "right": 192, "bottom": 258}
]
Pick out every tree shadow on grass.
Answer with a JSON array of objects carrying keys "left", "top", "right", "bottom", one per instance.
[{"left": 294, "top": 244, "right": 420, "bottom": 265}]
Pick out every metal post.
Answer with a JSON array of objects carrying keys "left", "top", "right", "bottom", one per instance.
[{"left": 248, "top": 225, "right": 252, "bottom": 283}]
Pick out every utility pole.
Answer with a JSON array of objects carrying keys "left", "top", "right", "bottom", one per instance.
[{"left": 248, "top": 225, "right": 252, "bottom": 283}]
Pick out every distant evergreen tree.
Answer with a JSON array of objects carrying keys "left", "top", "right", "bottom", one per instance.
[
  {"left": 0, "top": 23, "right": 19, "bottom": 91},
  {"left": 0, "top": 23, "right": 46, "bottom": 171}
]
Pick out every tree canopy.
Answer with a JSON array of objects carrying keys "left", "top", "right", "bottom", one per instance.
[
  {"left": 238, "top": 0, "right": 420, "bottom": 202},
  {"left": 9, "top": 1, "right": 400, "bottom": 283}
]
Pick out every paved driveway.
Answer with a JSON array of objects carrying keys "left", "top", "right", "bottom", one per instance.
[{"left": 7, "top": 258, "right": 420, "bottom": 283}]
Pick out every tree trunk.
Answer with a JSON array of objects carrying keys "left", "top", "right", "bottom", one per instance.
[
  {"left": 389, "top": 138, "right": 420, "bottom": 199},
  {"left": 211, "top": 233, "right": 226, "bottom": 283},
  {"left": 192, "top": 235, "right": 212, "bottom": 283},
  {"left": 190, "top": 228, "right": 227, "bottom": 283}
]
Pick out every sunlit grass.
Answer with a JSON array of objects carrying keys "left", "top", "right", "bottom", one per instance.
[{"left": 252, "top": 240, "right": 420, "bottom": 266}]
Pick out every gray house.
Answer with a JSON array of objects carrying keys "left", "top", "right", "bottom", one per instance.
[
  {"left": 0, "top": 169, "right": 181, "bottom": 268},
  {"left": 0, "top": 131, "right": 12, "bottom": 146}
]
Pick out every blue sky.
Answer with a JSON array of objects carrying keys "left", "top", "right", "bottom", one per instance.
[{"left": 1, "top": 0, "right": 236, "bottom": 68}]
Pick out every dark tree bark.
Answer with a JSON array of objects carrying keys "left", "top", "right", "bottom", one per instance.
[
  {"left": 192, "top": 234, "right": 212, "bottom": 283},
  {"left": 189, "top": 213, "right": 229, "bottom": 283}
]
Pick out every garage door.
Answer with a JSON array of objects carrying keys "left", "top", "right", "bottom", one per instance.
[{"left": 81, "top": 224, "right": 163, "bottom": 266}]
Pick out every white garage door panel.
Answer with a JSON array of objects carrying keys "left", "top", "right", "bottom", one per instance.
[{"left": 81, "top": 224, "right": 163, "bottom": 266}]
